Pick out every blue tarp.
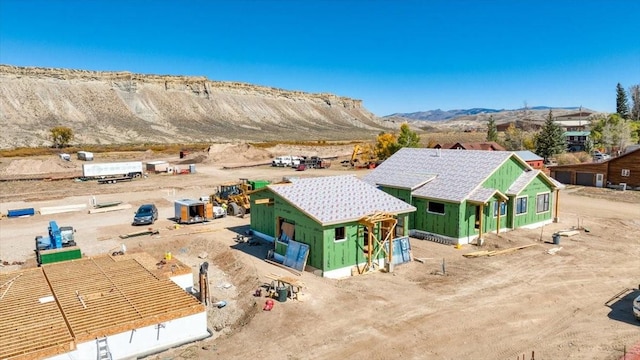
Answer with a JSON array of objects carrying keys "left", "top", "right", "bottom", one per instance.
[{"left": 7, "top": 208, "right": 35, "bottom": 217}]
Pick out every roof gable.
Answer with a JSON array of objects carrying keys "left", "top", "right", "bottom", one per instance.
[
  {"left": 268, "top": 175, "right": 416, "bottom": 225},
  {"left": 363, "top": 148, "right": 519, "bottom": 202},
  {"left": 508, "top": 169, "right": 565, "bottom": 195}
]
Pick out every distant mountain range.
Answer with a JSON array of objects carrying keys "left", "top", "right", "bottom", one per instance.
[{"left": 385, "top": 106, "right": 582, "bottom": 122}]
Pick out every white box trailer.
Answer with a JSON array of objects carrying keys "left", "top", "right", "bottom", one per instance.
[
  {"left": 146, "top": 160, "right": 169, "bottom": 173},
  {"left": 82, "top": 161, "right": 143, "bottom": 179},
  {"left": 77, "top": 151, "right": 94, "bottom": 161}
]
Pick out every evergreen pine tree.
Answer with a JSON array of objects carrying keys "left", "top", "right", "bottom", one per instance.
[
  {"left": 486, "top": 115, "right": 498, "bottom": 142},
  {"left": 616, "top": 83, "right": 630, "bottom": 119},
  {"left": 629, "top": 84, "right": 640, "bottom": 121},
  {"left": 535, "top": 110, "right": 566, "bottom": 161}
]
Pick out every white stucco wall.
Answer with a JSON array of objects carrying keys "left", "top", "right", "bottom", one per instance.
[
  {"left": 170, "top": 273, "right": 194, "bottom": 292},
  {"left": 323, "top": 258, "right": 385, "bottom": 279},
  {"left": 46, "top": 312, "right": 208, "bottom": 360}
]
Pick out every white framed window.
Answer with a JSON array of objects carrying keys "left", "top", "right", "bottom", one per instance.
[
  {"left": 622, "top": 169, "right": 630, "bottom": 177},
  {"left": 516, "top": 196, "right": 528, "bottom": 215},
  {"left": 493, "top": 202, "right": 507, "bottom": 217},
  {"left": 536, "top": 193, "right": 550, "bottom": 213},
  {"left": 427, "top": 201, "right": 445, "bottom": 215},
  {"left": 334, "top": 226, "right": 346, "bottom": 242}
]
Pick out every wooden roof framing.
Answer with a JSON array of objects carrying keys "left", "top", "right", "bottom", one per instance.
[
  {"left": 44, "top": 256, "right": 204, "bottom": 342},
  {"left": 0, "top": 254, "right": 204, "bottom": 359},
  {"left": 0, "top": 268, "right": 74, "bottom": 360}
]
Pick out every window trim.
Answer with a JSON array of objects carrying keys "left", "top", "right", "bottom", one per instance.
[
  {"left": 515, "top": 196, "right": 528, "bottom": 215},
  {"left": 493, "top": 201, "right": 507, "bottom": 218},
  {"left": 622, "top": 169, "right": 630, "bottom": 177},
  {"left": 535, "top": 192, "right": 550, "bottom": 214},
  {"left": 427, "top": 201, "right": 445, "bottom": 215},
  {"left": 334, "top": 226, "right": 346, "bottom": 243}
]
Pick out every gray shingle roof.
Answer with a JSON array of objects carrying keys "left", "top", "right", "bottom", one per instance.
[
  {"left": 363, "top": 148, "right": 514, "bottom": 202},
  {"left": 376, "top": 173, "right": 437, "bottom": 190},
  {"left": 468, "top": 187, "right": 505, "bottom": 203},
  {"left": 268, "top": 175, "right": 416, "bottom": 226},
  {"left": 507, "top": 170, "right": 538, "bottom": 195}
]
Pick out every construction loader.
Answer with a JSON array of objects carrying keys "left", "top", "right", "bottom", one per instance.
[{"left": 210, "top": 178, "right": 270, "bottom": 216}]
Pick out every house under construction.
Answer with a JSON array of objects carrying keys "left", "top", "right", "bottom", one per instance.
[{"left": 0, "top": 253, "right": 208, "bottom": 360}]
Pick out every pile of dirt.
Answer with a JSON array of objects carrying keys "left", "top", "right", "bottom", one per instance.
[
  {"left": 0, "top": 158, "right": 80, "bottom": 175},
  {"left": 268, "top": 143, "right": 354, "bottom": 159},
  {"left": 176, "top": 154, "right": 208, "bottom": 165},
  {"left": 206, "top": 143, "right": 273, "bottom": 165}
]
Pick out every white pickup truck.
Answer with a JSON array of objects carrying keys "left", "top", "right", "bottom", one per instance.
[{"left": 271, "top": 156, "right": 302, "bottom": 167}]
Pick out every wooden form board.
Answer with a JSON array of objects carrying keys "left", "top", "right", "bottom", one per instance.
[
  {"left": 111, "top": 251, "right": 193, "bottom": 277},
  {"left": 0, "top": 268, "right": 75, "bottom": 360},
  {"left": 43, "top": 256, "right": 205, "bottom": 342}
]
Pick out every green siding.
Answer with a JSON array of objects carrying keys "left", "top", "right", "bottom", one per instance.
[
  {"left": 272, "top": 196, "right": 325, "bottom": 270},
  {"left": 380, "top": 187, "right": 414, "bottom": 227},
  {"left": 250, "top": 190, "right": 276, "bottom": 237},
  {"left": 461, "top": 203, "right": 475, "bottom": 238},
  {"left": 322, "top": 222, "right": 380, "bottom": 272},
  {"left": 412, "top": 198, "right": 461, "bottom": 237},
  {"left": 482, "top": 157, "right": 528, "bottom": 193},
  {"left": 512, "top": 176, "right": 554, "bottom": 227}
]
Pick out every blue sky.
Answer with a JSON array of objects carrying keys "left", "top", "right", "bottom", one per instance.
[{"left": 1, "top": 0, "right": 638, "bottom": 116}]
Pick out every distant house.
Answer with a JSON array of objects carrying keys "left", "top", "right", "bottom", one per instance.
[
  {"left": 496, "top": 120, "right": 543, "bottom": 132},
  {"left": 434, "top": 142, "right": 506, "bottom": 151},
  {"left": 513, "top": 150, "right": 544, "bottom": 169},
  {"left": 363, "top": 149, "right": 564, "bottom": 245},
  {"left": 564, "top": 131, "right": 591, "bottom": 152},
  {"left": 250, "top": 175, "right": 416, "bottom": 278},
  {"left": 549, "top": 148, "right": 640, "bottom": 189},
  {"left": 554, "top": 111, "right": 592, "bottom": 131}
]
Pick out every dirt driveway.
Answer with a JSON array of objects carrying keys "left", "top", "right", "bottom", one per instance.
[{"left": 1, "top": 150, "right": 639, "bottom": 360}]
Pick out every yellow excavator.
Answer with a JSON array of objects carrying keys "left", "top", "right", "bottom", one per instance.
[{"left": 347, "top": 143, "right": 379, "bottom": 169}]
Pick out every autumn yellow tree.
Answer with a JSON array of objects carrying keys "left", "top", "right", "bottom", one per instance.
[
  {"left": 50, "top": 126, "right": 74, "bottom": 148},
  {"left": 375, "top": 132, "right": 398, "bottom": 160},
  {"left": 375, "top": 123, "right": 421, "bottom": 160}
]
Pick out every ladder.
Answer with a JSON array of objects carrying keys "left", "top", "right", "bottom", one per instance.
[{"left": 96, "top": 337, "right": 113, "bottom": 360}]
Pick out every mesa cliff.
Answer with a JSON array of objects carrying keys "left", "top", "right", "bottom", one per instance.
[{"left": 0, "top": 65, "right": 392, "bottom": 149}]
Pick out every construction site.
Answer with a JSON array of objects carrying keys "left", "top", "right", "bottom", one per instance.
[{"left": 1, "top": 142, "right": 639, "bottom": 360}]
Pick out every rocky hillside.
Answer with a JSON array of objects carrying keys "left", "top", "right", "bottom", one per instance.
[{"left": 0, "top": 65, "right": 393, "bottom": 149}]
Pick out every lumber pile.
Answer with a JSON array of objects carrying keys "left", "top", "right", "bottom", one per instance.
[
  {"left": 463, "top": 244, "right": 538, "bottom": 258},
  {"left": 119, "top": 228, "right": 159, "bottom": 239}
]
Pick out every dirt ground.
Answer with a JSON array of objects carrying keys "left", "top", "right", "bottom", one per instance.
[{"left": 1, "top": 145, "right": 639, "bottom": 360}]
